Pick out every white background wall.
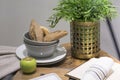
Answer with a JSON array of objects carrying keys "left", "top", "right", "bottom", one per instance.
[{"left": 0, "top": 0, "right": 120, "bottom": 59}]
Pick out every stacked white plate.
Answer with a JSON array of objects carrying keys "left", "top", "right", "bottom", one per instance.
[{"left": 16, "top": 44, "right": 67, "bottom": 65}]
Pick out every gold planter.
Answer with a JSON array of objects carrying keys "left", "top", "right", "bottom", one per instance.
[{"left": 70, "top": 21, "right": 100, "bottom": 59}]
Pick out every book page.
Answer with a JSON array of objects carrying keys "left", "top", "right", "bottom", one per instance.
[
  {"left": 106, "top": 63, "right": 120, "bottom": 80},
  {"left": 66, "top": 58, "right": 97, "bottom": 79},
  {"left": 66, "top": 58, "right": 120, "bottom": 80}
]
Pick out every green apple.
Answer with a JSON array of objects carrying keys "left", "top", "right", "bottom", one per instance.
[{"left": 20, "top": 57, "right": 36, "bottom": 74}]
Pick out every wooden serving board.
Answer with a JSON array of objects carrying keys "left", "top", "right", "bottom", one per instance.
[{"left": 13, "top": 67, "right": 70, "bottom": 80}]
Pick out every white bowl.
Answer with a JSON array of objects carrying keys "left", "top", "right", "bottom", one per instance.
[{"left": 23, "top": 32, "right": 59, "bottom": 58}]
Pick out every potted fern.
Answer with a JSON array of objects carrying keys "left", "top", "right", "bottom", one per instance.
[{"left": 48, "top": 0, "right": 117, "bottom": 59}]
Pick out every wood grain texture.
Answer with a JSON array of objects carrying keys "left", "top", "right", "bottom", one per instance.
[
  {"left": 13, "top": 68, "right": 69, "bottom": 80},
  {"left": 13, "top": 43, "right": 120, "bottom": 80}
]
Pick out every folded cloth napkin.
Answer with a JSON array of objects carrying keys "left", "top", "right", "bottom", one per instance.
[
  {"left": 82, "top": 57, "right": 114, "bottom": 80},
  {"left": 0, "top": 46, "right": 20, "bottom": 79}
]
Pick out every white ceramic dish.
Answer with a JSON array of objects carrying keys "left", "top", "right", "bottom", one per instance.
[
  {"left": 24, "top": 32, "right": 59, "bottom": 58},
  {"left": 16, "top": 44, "right": 67, "bottom": 65},
  {"left": 30, "top": 73, "right": 62, "bottom": 80}
]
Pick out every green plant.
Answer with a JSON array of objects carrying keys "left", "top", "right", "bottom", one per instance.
[{"left": 48, "top": 0, "right": 117, "bottom": 28}]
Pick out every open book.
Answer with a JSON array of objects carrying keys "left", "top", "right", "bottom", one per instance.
[{"left": 66, "top": 58, "right": 120, "bottom": 80}]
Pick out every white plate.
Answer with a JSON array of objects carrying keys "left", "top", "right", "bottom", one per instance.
[{"left": 16, "top": 44, "right": 67, "bottom": 65}]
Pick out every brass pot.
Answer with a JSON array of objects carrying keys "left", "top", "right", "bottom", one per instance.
[{"left": 70, "top": 21, "right": 100, "bottom": 59}]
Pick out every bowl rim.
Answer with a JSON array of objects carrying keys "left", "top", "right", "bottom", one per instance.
[
  {"left": 24, "top": 39, "right": 59, "bottom": 46},
  {"left": 24, "top": 32, "right": 59, "bottom": 46}
]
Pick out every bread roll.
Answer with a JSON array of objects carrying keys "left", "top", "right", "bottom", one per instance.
[
  {"left": 29, "top": 19, "right": 37, "bottom": 40},
  {"left": 41, "top": 26, "right": 50, "bottom": 36},
  {"left": 44, "top": 30, "right": 68, "bottom": 42},
  {"left": 29, "top": 19, "right": 44, "bottom": 42}
]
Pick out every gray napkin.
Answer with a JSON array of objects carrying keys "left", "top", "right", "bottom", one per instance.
[{"left": 0, "top": 46, "right": 20, "bottom": 79}]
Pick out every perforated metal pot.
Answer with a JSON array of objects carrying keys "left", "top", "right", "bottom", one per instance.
[{"left": 70, "top": 21, "right": 100, "bottom": 59}]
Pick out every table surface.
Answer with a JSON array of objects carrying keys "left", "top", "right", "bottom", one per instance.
[{"left": 13, "top": 43, "right": 120, "bottom": 80}]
